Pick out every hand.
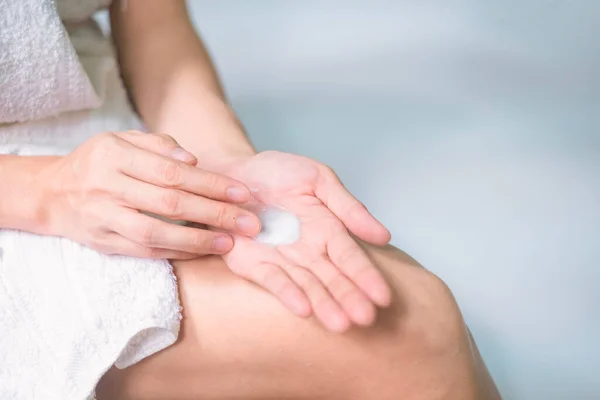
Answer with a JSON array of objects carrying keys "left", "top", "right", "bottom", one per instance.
[
  {"left": 208, "top": 151, "right": 392, "bottom": 332},
  {"left": 36, "top": 131, "right": 261, "bottom": 259}
]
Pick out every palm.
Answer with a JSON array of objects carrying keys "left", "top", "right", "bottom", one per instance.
[{"left": 219, "top": 151, "right": 392, "bottom": 332}]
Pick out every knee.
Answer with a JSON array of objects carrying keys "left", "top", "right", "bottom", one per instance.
[
  {"left": 397, "top": 268, "right": 467, "bottom": 350},
  {"left": 96, "top": 252, "right": 484, "bottom": 400},
  {"left": 384, "top": 268, "right": 495, "bottom": 400},
  {"left": 347, "top": 246, "right": 478, "bottom": 399},
  {"left": 366, "top": 244, "right": 467, "bottom": 349}
]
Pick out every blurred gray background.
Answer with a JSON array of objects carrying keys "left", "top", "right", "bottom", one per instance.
[{"left": 184, "top": 2, "right": 599, "bottom": 399}]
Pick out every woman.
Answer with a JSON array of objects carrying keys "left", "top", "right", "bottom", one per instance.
[{"left": 0, "top": 0, "right": 500, "bottom": 398}]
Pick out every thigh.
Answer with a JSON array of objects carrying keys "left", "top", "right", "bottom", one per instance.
[{"left": 96, "top": 244, "right": 500, "bottom": 400}]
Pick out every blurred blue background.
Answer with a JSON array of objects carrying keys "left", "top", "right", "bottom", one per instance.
[{"left": 184, "top": 2, "right": 599, "bottom": 399}]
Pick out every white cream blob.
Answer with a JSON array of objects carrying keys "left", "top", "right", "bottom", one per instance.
[{"left": 254, "top": 205, "right": 301, "bottom": 246}]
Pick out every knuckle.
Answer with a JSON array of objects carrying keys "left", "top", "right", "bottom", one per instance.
[
  {"left": 160, "top": 191, "right": 182, "bottom": 216},
  {"left": 95, "top": 131, "right": 117, "bottom": 148},
  {"left": 136, "top": 221, "right": 158, "bottom": 246},
  {"left": 99, "top": 131, "right": 120, "bottom": 147},
  {"left": 202, "top": 172, "right": 220, "bottom": 192},
  {"left": 213, "top": 204, "right": 232, "bottom": 227},
  {"left": 188, "top": 232, "right": 211, "bottom": 252},
  {"left": 156, "top": 161, "right": 182, "bottom": 186},
  {"left": 97, "top": 131, "right": 118, "bottom": 141},
  {"left": 91, "top": 132, "right": 123, "bottom": 163},
  {"left": 322, "top": 164, "right": 337, "bottom": 176}
]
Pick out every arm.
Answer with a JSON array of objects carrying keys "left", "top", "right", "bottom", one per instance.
[
  {"left": 0, "top": 133, "right": 260, "bottom": 258},
  {"left": 109, "top": 0, "right": 256, "bottom": 168},
  {"left": 110, "top": 1, "right": 394, "bottom": 328},
  {"left": 0, "top": 155, "right": 50, "bottom": 232}
]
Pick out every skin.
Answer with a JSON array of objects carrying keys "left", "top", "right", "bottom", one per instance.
[
  {"left": 1, "top": 0, "right": 501, "bottom": 397},
  {"left": 0, "top": 0, "right": 397, "bottom": 331},
  {"left": 34, "top": 131, "right": 261, "bottom": 259},
  {"left": 110, "top": 0, "right": 397, "bottom": 331},
  {"left": 109, "top": 0, "right": 256, "bottom": 162},
  {"left": 96, "top": 243, "right": 502, "bottom": 400},
  {"left": 0, "top": 0, "right": 260, "bottom": 257},
  {"left": 205, "top": 151, "right": 395, "bottom": 331}
]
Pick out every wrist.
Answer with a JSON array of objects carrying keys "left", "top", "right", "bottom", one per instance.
[
  {"left": 152, "top": 89, "right": 257, "bottom": 170},
  {"left": 187, "top": 103, "right": 257, "bottom": 165},
  {"left": 0, "top": 155, "right": 57, "bottom": 234},
  {"left": 190, "top": 113, "right": 256, "bottom": 171},
  {"left": 194, "top": 146, "right": 256, "bottom": 173}
]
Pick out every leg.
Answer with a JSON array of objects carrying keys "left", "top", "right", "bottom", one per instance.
[{"left": 96, "top": 243, "right": 501, "bottom": 400}]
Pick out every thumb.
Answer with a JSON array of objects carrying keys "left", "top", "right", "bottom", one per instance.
[
  {"left": 315, "top": 166, "right": 391, "bottom": 246},
  {"left": 114, "top": 131, "right": 198, "bottom": 166},
  {"left": 170, "top": 147, "right": 198, "bottom": 165}
]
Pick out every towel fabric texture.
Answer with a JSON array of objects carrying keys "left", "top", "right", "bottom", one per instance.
[{"left": 0, "top": 1, "right": 182, "bottom": 399}]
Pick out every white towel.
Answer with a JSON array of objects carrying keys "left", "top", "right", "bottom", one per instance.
[
  {"left": 0, "top": 0, "right": 102, "bottom": 124},
  {"left": 0, "top": 2, "right": 182, "bottom": 399}
]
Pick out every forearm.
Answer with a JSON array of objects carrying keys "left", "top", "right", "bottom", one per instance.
[
  {"left": 0, "top": 155, "right": 51, "bottom": 233},
  {"left": 110, "top": 0, "right": 256, "bottom": 166}
]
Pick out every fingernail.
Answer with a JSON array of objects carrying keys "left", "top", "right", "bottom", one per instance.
[
  {"left": 236, "top": 215, "right": 261, "bottom": 235},
  {"left": 171, "top": 147, "right": 196, "bottom": 163},
  {"left": 213, "top": 235, "right": 233, "bottom": 252},
  {"left": 226, "top": 186, "right": 250, "bottom": 202}
]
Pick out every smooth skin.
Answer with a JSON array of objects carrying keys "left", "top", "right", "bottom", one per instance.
[
  {"left": 41, "top": 131, "right": 263, "bottom": 258},
  {"left": 214, "top": 151, "right": 393, "bottom": 331},
  {"left": 97, "top": 242, "right": 502, "bottom": 400},
  {"left": 0, "top": 131, "right": 261, "bottom": 259},
  {"left": 0, "top": 0, "right": 397, "bottom": 332},
  {"left": 0, "top": 135, "right": 395, "bottom": 331},
  {"left": 109, "top": 0, "right": 395, "bottom": 331},
  {"left": 1, "top": 2, "right": 501, "bottom": 398}
]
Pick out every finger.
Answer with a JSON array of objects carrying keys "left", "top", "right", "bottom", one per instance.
[
  {"left": 111, "top": 209, "right": 234, "bottom": 254},
  {"left": 114, "top": 131, "right": 197, "bottom": 165},
  {"left": 100, "top": 233, "right": 199, "bottom": 260},
  {"left": 302, "top": 256, "right": 377, "bottom": 327},
  {"left": 114, "top": 176, "right": 261, "bottom": 236},
  {"left": 328, "top": 234, "right": 392, "bottom": 308},
  {"left": 117, "top": 142, "right": 251, "bottom": 204},
  {"left": 314, "top": 166, "right": 391, "bottom": 246},
  {"left": 284, "top": 265, "right": 351, "bottom": 333},
  {"left": 230, "top": 261, "right": 311, "bottom": 318}
]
